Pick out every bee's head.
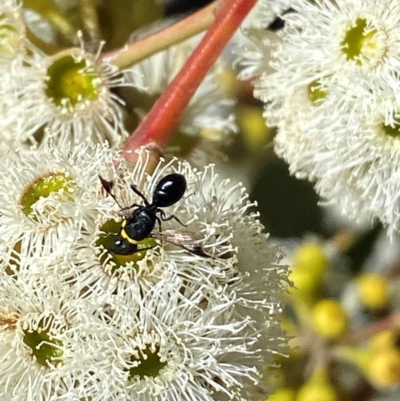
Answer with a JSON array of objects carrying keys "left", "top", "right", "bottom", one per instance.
[{"left": 110, "top": 236, "right": 139, "bottom": 255}]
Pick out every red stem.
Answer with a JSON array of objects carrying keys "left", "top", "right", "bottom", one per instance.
[{"left": 121, "top": 0, "right": 257, "bottom": 161}]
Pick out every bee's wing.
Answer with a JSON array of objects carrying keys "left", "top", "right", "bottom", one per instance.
[{"left": 152, "top": 230, "right": 211, "bottom": 258}]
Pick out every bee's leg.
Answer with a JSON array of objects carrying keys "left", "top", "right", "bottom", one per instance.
[
  {"left": 155, "top": 215, "right": 163, "bottom": 232},
  {"left": 130, "top": 184, "right": 150, "bottom": 206},
  {"left": 159, "top": 210, "right": 187, "bottom": 227}
]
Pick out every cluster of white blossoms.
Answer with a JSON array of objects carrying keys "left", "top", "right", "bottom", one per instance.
[
  {"left": 240, "top": 0, "right": 400, "bottom": 234},
  {"left": 0, "top": 144, "right": 287, "bottom": 401},
  {"left": 0, "top": 2, "right": 289, "bottom": 400},
  {"left": 1, "top": 0, "right": 236, "bottom": 154}
]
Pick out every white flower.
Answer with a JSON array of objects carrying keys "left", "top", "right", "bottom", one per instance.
[
  {"left": 258, "top": 0, "right": 400, "bottom": 107},
  {"left": 91, "top": 279, "right": 265, "bottom": 401},
  {"left": 20, "top": 39, "right": 131, "bottom": 146},
  {"left": 241, "top": 0, "right": 400, "bottom": 232},
  {"left": 270, "top": 86, "right": 377, "bottom": 226},
  {"left": 2, "top": 29, "right": 135, "bottom": 149},
  {"left": 0, "top": 5, "right": 134, "bottom": 150},
  {"left": 0, "top": 143, "right": 114, "bottom": 258},
  {"left": 0, "top": 15, "right": 129, "bottom": 149},
  {"left": 248, "top": 0, "right": 400, "bottom": 131},
  {"left": 0, "top": 268, "right": 110, "bottom": 401},
  {"left": 305, "top": 96, "right": 400, "bottom": 233}
]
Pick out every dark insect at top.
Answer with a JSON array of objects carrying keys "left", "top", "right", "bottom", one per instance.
[
  {"left": 99, "top": 173, "right": 187, "bottom": 251},
  {"left": 151, "top": 173, "right": 187, "bottom": 207}
]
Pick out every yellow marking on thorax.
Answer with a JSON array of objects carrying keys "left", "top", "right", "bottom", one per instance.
[{"left": 120, "top": 220, "right": 139, "bottom": 244}]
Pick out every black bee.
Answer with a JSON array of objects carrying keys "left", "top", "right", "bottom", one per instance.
[{"left": 99, "top": 173, "right": 209, "bottom": 257}]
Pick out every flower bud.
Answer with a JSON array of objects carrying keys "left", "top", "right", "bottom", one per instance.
[
  {"left": 356, "top": 273, "right": 389, "bottom": 311},
  {"left": 311, "top": 299, "right": 347, "bottom": 339},
  {"left": 293, "top": 242, "right": 327, "bottom": 282},
  {"left": 297, "top": 369, "right": 338, "bottom": 401},
  {"left": 268, "top": 387, "right": 295, "bottom": 401},
  {"left": 289, "top": 243, "right": 328, "bottom": 301},
  {"left": 369, "top": 346, "right": 400, "bottom": 388}
]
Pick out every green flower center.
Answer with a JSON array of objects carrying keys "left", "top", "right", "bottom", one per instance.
[
  {"left": 96, "top": 219, "right": 159, "bottom": 273},
  {"left": 128, "top": 343, "right": 167, "bottom": 379},
  {"left": 381, "top": 119, "right": 400, "bottom": 138},
  {"left": 23, "top": 317, "right": 64, "bottom": 367},
  {"left": 45, "top": 55, "right": 100, "bottom": 107},
  {"left": 341, "top": 18, "right": 381, "bottom": 65},
  {"left": 308, "top": 80, "right": 327, "bottom": 105},
  {"left": 20, "top": 172, "right": 74, "bottom": 217}
]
